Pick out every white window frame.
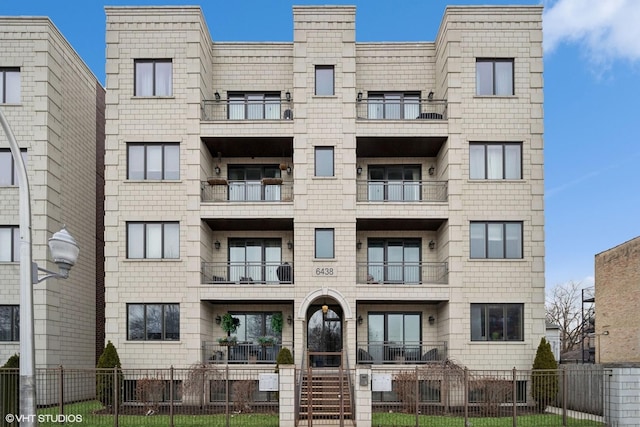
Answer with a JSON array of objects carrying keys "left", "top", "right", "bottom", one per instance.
[
  {"left": 315, "top": 65, "right": 334, "bottom": 96},
  {"left": 314, "top": 146, "right": 334, "bottom": 177},
  {"left": 0, "top": 226, "right": 19, "bottom": 262},
  {"left": 315, "top": 228, "right": 335, "bottom": 259}
]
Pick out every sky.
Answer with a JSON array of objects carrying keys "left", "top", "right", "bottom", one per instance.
[{"left": 2, "top": 0, "right": 639, "bottom": 292}]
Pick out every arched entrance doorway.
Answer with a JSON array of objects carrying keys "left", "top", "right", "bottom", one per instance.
[{"left": 307, "top": 302, "right": 342, "bottom": 367}]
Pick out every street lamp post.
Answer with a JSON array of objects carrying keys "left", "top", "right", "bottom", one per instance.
[{"left": 1, "top": 108, "right": 79, "bottom": 427}]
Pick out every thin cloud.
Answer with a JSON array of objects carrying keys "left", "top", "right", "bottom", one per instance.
[{"left": 543, "top": 0, "right": 640, "bottom": 64}]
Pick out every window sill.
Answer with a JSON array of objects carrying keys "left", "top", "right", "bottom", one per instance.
[
  {"left": 469, "top": 341, "right": 526, "bottom": 344},
  {"left": 312, "top": 95, "right": 338, "bottom": 99},
  {"left": 124, "top": 340, "right": 182, "bottom": 344},
  {"left": 467, "top": 179, "right": 527, "bottom": 183},
  {"left": 468, "top": 258, "right": 526, "bottom": 262},
  {"left": 473, "top": 95, "right": 518, "bottom": 99},
  {"left": 123, "top": 258, "right": 182, "bottom": 262},
  {"left": 312, "top": 176, "right": 338, "bottom": 180},
  {"left": 131, "top": 96, "right": 175, "bottom": 100},
  {"left": 0, "top": 103, "right": 22, "bottom": 107},
  {"left": 124, "top": 179, "right": 182, "bottom": 184}
]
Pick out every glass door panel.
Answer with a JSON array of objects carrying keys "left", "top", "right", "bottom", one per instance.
[
  {"left": 387, "top": 244, "right": 403, "bottom": 282},
  {"left": 387, "top": 168, "right": 403, "bottom": 201},
  {"left": 367, "top": 244, "right": 384, "bottom": 283},
  {"left": 404, "top": 244, "right": 420, "bottom": 283},
  {"left": 264, "top": 245, "right": 282, "bottom": 283},
  {"left": 368, "top": 168, "right": 385, "bottom": 201},
  {"left": 385, "top": 94, "right": 401, "bottom": 119},
  {"left": 368, "top": 314, "right": 384, "bottom": 362}
]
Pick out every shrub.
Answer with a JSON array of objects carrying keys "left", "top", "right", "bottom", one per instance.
[
  {"left": 232, "top": 380, "right": 256, "bottom": 413},
  {"left": 1, "top": 354, "right": 20, "bottom": 425},
  {"left": 393, "top": 370, "right": 417, "bottom": 413},
  {"left": 96, "top": 341, "right": 123, "bottom": 410},
  {"left": 532, "top": 337, "right": 558, "bottom": 411},
  {"left": 275, "top": 347, "right": 293, "bottom": 372}
]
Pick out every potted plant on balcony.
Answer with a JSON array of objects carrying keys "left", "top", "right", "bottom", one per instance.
[
  {"left": 258, "top": 336, "right": 277, "bottom": 347},
  {"left": 219, "top": 313, "right": 240, "bottom": 345},
  {"left": 270, "top": 312, "right": 284, "bottom": 334}
]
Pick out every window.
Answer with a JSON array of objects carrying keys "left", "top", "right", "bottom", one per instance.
[
  {"left": 470, "top": 222, "right": 522, "bottom": 259},
  {"left": 476, "top": 59, "right": 514, "bottom": 96},
  {"left": 124, "top": 379, "right": 182, "bottom": 402},
  {"left": 228, "top": 93, "right": 281, "bottom": 120},
  {"left": 127, "top": 143, "right": 179, "bottom": 180},
  {"left": 315, "top": 228, "right": 334, "bottom": 259},
  {"left": 127, "top": 303, "right": 180, "bottom": 340},
  {"left": 229, "top": 239, "right": 282, "bottom": 283},
  {"left": 470, "top": 143, "right": 521, "bottom": 180},
  {"left": 314, "top": 147, "right": 334, "bottom": 177},
  {"left": 0, "top": 68, "right": 20, "bottom": 103},
  {"left": 229, "top": 312, "right": 282, "bottom": 343},
  {"left": 315, "top": 65, "right": 334, "bottom": 96},
  {"left": 127, "top": 222, "right": 179, "bottom": 259},
  {"left": 0, "top": 149, "right": 27, "bottom": 186},
  {"left": 134, "top": 59, "right": 172, "bottom": 96},
  {"left": 368, "top": 165, "right": 421, "bottom": 201},
  {"left": 469, "top": 379, "right": 526, "bottom": 403},
  {"left": 228, "top": 165, "right": 281, "bottom": 201},
  {"left": 0, "top": 305, "right": 19, "bottom": 341},
  {"left": 368, "top": 313, "right": 421, "bottom": 362},
  {"left": 470, "top": 303, "right": 523, "bottom": 341},
  {"left": 368, "top": 239, "right": 421, "bottom": 283},
  {"left": 0, "top": 226, "right": 19, "bottom": 262},
  {"left": 367, "top": 92, "right": 420, "bottom": 119}
]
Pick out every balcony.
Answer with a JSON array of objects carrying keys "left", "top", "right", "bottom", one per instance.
[
  {"left": 202, "top": 98, "right": 294, "bottom": 121},
  {"left": 203, "top": 340, "right": 293, "bottom": 364},
  {"left": 357, "top": 180, "right": 447, "bottom": 203},
  {"left": 201, "top": 180, "right": 294, "bottom": 203},
  {"left": 201, "top": 261, "right": 293, "bottom": 285},
  {"left": 357, "top": 262, "right": 448, "bottom": 285},
  {"left": 356, "top": 341, "right": 447, "bottom": 365},
  {"left": 356, "top": 98, "right": 447, "bottom": 121}
]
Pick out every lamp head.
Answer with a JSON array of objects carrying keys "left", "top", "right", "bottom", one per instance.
[{"left": 48, "top": 226, "right": 79, "bottom": 276}]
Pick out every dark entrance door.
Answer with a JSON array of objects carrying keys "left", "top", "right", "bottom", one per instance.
[{"left": 307, "top": 304, "right": 342, "bottom": 367}]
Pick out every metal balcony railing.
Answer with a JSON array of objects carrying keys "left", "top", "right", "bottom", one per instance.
[
  {"left": 356, "top": 341, "right": 447, "bottom": 364},
  {"left": 356, "top": 99, "right": 447, "bottom": 120},
  {"left": 201, "top": 261, "right": 293, "bottom": 284},
  {"left": 356, "top": 180, "right": 447, "bottom": 202},
  {"left": 202, "top": 99, "right": 294, "bottom": 121},
  {"left": 201, "top": 180, "right": 293, "bottom": 202},
  {"left": 202, "top": 340, "right": 293, "bottom": 364},
  {"left": 357, "top": 262, "right": 448, "bottom": 285}
]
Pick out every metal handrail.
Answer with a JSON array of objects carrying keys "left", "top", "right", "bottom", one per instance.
[
  {"left": 356, "top": 98, "right": 447, "bottom": 120},
  {"left": 356, "top": 179, "right": 448, "bottom": 202},
  {"left": 202, "top": 99, "right": 294, "bottom": 121},
  {"left": 357, "top": 261, "right": 448, "bottom": 285},
  {"left": 201, "top": 261, "right": 293, "bottom": 285},
  {"left": 201, "top": 180, "right": 294, "bottom": 203},
  {"left": 356, "top": 341, "right": 448, "bottom": 364}
]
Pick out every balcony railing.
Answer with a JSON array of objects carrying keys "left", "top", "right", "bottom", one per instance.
[
  {"left": 357, "top": 262, "right": 448, "bottom": 285},
  {"left": 203, "top": 340, "right": 293, "bottom": 364},
  {"left": 202, "top": 99, "right": 294, "bottom": 121},
  {"left": 356, "top": 99, "right": 447, "bottom": 120},
  {"left": 357, "top": 180, "right": 447, "bottom": 202},
  {"left": 201, "top": 261, "right": 293, "bottom": 284},
  {"left": 356, "top": 341, "right": 447, "bottom": 364},
  {"left": 201, "top": 180, "right": 293, "bottom": 202}
]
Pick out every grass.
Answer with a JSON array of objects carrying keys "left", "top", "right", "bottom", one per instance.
[
  {"left": 37, "top": 401, "right": 279, "bottom": 427},
  {"left": 372, "top": 412, "right": 605, "bottom": 427},
  {"left": 35, "top": 402, "right": 604, "bottom": 427}
]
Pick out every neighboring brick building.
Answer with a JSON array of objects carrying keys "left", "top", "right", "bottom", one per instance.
[
  {"left": 595, "top": 236, "right": 640, "bottom": 364},
  {"left": 0, "top": 17, "right": 104, "bottom": 367},
  {"left": 103, "top": 4, "right": 544, "bottom": 376}
]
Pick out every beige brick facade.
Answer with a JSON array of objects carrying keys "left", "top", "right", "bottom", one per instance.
[
  {"left": 0, "top": 18, "right": 104, "bottom": 367},
  {"left": 104, "top": 5, "right": 544, "bottom": 372},
  {"left": 595, "top": 237, "right": 640, "bottom": 363}
]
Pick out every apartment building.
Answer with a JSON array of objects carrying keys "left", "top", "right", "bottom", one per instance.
[
  {"left": 0, "top": 17, "right": 104, "bottom": 367},
  {"left": 103, "top": 5, "right": 544, "bottom": 374},
  {"left": 595, "top": 236, "right": 640, "bottom": 364}
]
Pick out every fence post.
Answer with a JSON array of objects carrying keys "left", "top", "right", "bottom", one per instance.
[
  {"left": 512, "top": 367, "right": 517, "bottom": 427},
  {"left": 225, "top": 364, "right": 230, "bottom": 427},
  {"left": 58, "top": 365, "right": 64, "bottom": 417},
  {"left": 415, "top": 366, "right": 419, "bottom": 427},
  {"left": 169, "top": 366, "right": 174, "bottom": 427},
  {"left": 562, "top": 367, "right": 567, "bottom": 427},
  {"left": 113, "top": 367, "right": 119, "bottom": 427},
  {"left": 464, "top": 368, "right": 469, "bottom": 427}
]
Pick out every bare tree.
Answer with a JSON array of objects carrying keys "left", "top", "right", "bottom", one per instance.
[{"left": 546, "top": 281, "right": 594, "bottom": 354}]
